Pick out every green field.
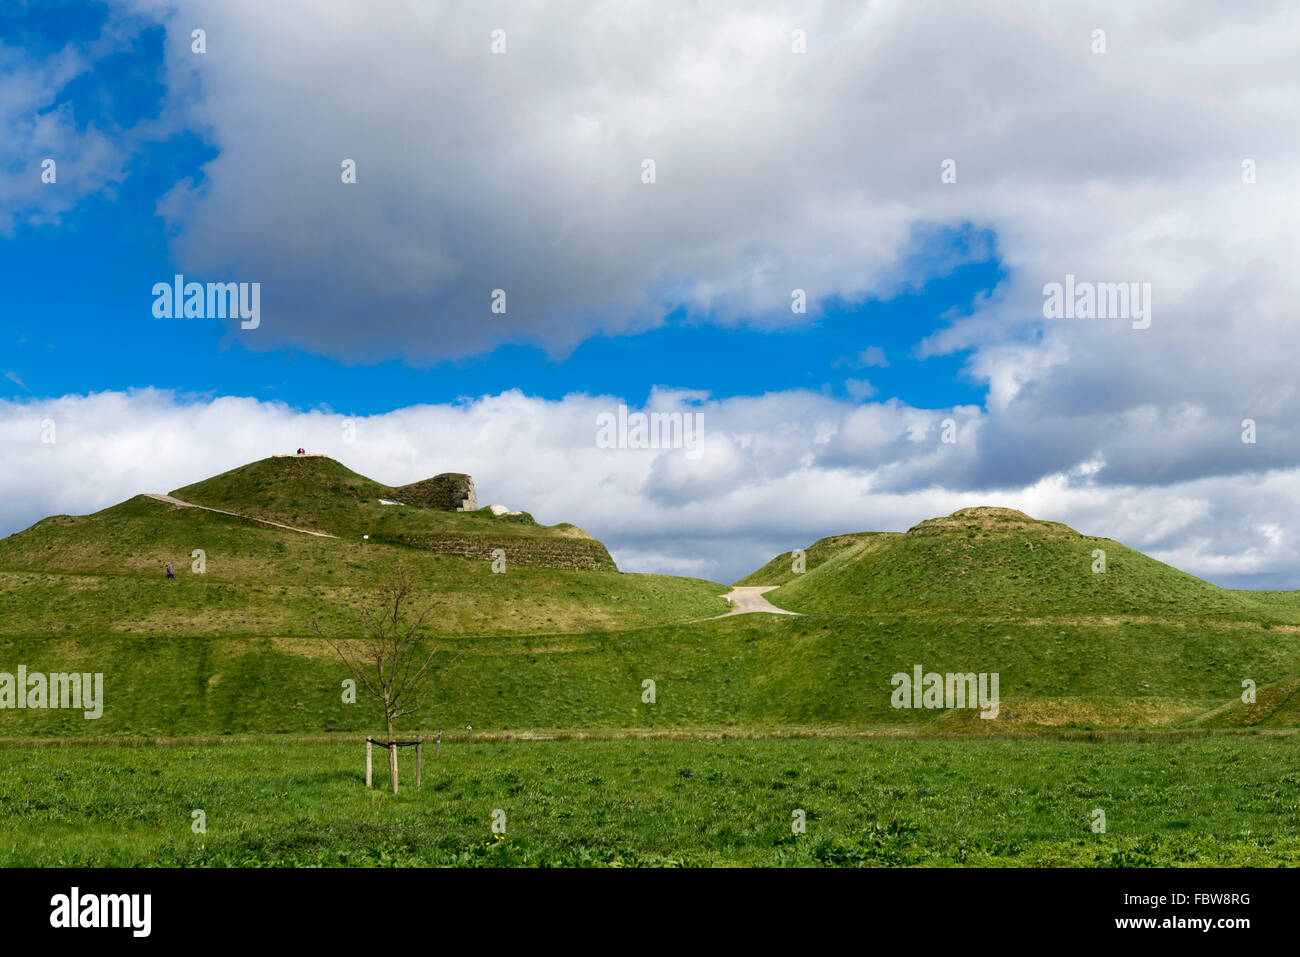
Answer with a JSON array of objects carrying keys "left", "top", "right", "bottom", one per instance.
[
  {"left": 1, "top": 736, "right": 1296, "bottom": 867},
  {"left": 3, "top": 461, "right": 1299, "bottom": 866}
]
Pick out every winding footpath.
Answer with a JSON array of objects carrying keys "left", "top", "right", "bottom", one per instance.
[{"left": 708, "top": 585, "right": 801, "bottom": 619}]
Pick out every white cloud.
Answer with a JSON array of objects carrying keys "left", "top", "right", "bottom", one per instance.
[
  {"left": 5, "top": 4, "right": 1299, "bottom": 588},
  {"left": 3, "top": 389, "right": 1297, "bottom": 588},
  {"left": 95, "top": 2, "right": 1295, "bottom": 367},
  {"left": 0, "top": 41, "right": 130, "bottom": 234},
  {"left": 856, "top": 347, "right": 889, "bottom": 369},
  {"left": 69, "top": 0, "right": 1295, "bottom": 490},
  {"left": 845, "top": 378, "right": 877, "bottom": 400}
]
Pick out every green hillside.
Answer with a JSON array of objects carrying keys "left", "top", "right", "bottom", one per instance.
[
  {"left": 172, "top": 455, "right": 391, "bottom": 525},
  {"left": 5, "top": 608, "right": 1300, "bottom": 736},
  {"left": 1194, "top": 677, "right": 1300, "bottom": 729},
  {"left": 3, "top": 487, "right": 1300, "bottom": 738},
  {"left": 761, "top": 507, "right": 1300, "bottom": 618},
  {"left": 732, "top": 532, "right": 897, "bottom": 587},
  {"left": 0, "top": 458, "right": 727, "bottom": 640},
  {"left": 169, "top": 456, "right": 614, "bottom": 569}
]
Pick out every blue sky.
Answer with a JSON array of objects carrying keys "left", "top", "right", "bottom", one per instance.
[
  {"left": 0, "top": 0, "right": 998, "bottom": 414},
  {"left": 3, "top": 1, "right": 1299, "bottom": 587}
]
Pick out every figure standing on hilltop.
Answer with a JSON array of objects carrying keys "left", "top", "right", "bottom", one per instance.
[{"left": 297, "top": 447, "right": 306, "bottom": 455}]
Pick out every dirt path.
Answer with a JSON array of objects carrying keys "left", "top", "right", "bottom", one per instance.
[
  {"left": 145, "top": 493, "right": 337, "bottom": 538},
  {"left": 708, "top": 585, "right": 801, "bottom": 619}
]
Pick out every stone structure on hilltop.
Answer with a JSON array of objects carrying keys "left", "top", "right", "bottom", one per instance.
[{"left": 393, "top": 473, "right": 478, "bottom": 511}]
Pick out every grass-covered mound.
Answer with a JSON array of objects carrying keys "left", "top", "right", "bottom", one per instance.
[
  {"left": 3, "top": 486, "right": 1299, "bottom": 737},
  {"left": 0, "top": 457, "right": 724, "bottom": 640},
  {"left": 172, "top": 455, "right": 390, "bottom": 530},
  {"left": 761, "top": 507, "right": 1298, "bottom": 617},
  {"left": 732, "top": 532, "right": 898, "bottom": 587},
  {"left": 4, "top": 607, "right": 1299, "bottom": 735},
  {"left": 2, "top": 455, "right": 616, "bottom": 571},
  {"left": 166, "top": 456, "right": 614, "bottom": 569}
]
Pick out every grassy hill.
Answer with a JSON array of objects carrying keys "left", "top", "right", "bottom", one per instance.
[
  {"left": 2, "top": 491, "right": 1299, "bottom": 737},
  {"left": 5, "top": 491, "right": 1299, "bottom": 871},
  {"left": 169, "top": 456, "right": 614, "bottom": 569},
  {"left": 732, "top": 532, "right": 897, "bottom": 587},
  {"left": 758, "top": 507, "right": 1300, "bottom": 618},
  {"left": 0, "top": 457, "right": 727, "bottom": 641},
  {"left": 5, "top": 609, "right": 1300, "bottom": 736},
  {"left": 723, "top": 506, "right": 1300, "bottom": 733}
]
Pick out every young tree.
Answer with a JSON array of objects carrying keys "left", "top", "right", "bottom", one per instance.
[{"left": 313, "top": 566, "right": 447, "bottom": 793}]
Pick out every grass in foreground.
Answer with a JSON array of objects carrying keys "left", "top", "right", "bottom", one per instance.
[{"left": 1, "top": 736, "right": 1297, "bottom": 867}]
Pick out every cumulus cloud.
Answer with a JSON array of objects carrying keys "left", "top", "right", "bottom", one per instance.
[
  {"left": 3, "top": 4, "right": 1298, "bottom": 588},
  {"left": 2, "top": 390, "right": 1297, "bottom": 587},
  {"left": 0, "top": 39, "right": 131, "bottom": 234},
  {"left": 79, "top": 1, "right": 1297, "bottom": 487},
  {"left": 95, "top": 4, "right": 1282, "bottom": 346}
]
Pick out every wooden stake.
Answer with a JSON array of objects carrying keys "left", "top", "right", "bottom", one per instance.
[
  {"left": 416, "top": 738, "right": 423, "bottom": 788},
  {"left": 365, "top": 738, "right": 373, "bottom": 788}
]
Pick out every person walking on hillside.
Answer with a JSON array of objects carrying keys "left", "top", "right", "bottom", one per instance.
[{"left": 165, "top": 562, "right": 175, "bottom": 581}]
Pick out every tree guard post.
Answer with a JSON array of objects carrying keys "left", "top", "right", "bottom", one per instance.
[
  {"left": 436, "top": 729, "right": 442, "bottom": 759},
  {"left": 363, "top": 736, "right": 427, "bottom": 791}
]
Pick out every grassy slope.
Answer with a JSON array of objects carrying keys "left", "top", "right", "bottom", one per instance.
[
  {"left": 3, "top": 494, "right": 1300, "bottom": 736},
  {"left": 732, "top": 532, "right": 897, "bottom": 587},
  {"left": 1195, "top": 677, "right": 1300, "bottom": 729},
  {"left": 171, "top": 456, "right": 575, "bottom": 538},
  {"left": 727, "top": 507, "right": 1300, "bottom": 731},
  {"left": 0, "top": 464, "right": 727, "bottom": 642},
  {"left": 4, "top": 611, "right": 1300, "bottom": 736},
  {"left": 171, "top": 456, "right": 616, "bottom": 568},
  {"left": 2, "top": 737, "right": 1297, "bottom": 866},
  {"left": 765, "top": 508, "right": 1292, "bottom": 617}
]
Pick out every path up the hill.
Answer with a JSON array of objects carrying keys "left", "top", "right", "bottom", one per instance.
[
  {"left": 145, "top": 493, "right": 338, "bottom": 538},
  {"left": 709, "top": 585, "right": 801, "bottom": 619}
]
